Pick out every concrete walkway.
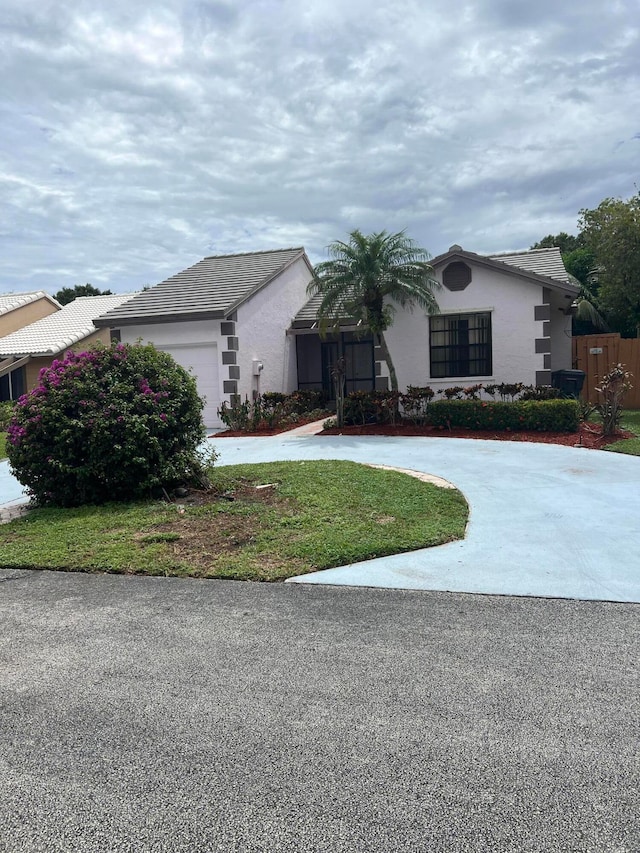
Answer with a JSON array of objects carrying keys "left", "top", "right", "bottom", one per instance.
[{"left": 2, "top": 430, "right": 639, "bottom": 602}]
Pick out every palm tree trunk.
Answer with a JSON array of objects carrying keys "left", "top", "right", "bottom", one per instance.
[{"left": 376, "top": 333, "right": 398, "bottom": 392}]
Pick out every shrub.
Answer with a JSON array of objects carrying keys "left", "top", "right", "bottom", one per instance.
[
  {"left": 218, "top": 391, "right": 330, "bottom": 432},
  {"left": 427, "top": 399, "right": 579, "bottom": 432},
  {"left": 595, "top": 363, "right": 633, "bottom": 436},
  {"left": 400, "top": 386, "right": 434, "bottom": 424},
  {"left": 519, "top": 385, "right": 562, "bottom": 401},
  {"left": 343, "top": 390, "right": 377, "bottom": 425},
  {"left": 0, "top": 401, "right": 14, "bottom": 430},
  {"left": 7, "top": 342, "right": 207, "bottom": 507}
]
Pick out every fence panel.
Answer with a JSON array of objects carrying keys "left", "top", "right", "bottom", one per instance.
[{"left": 572, "top": 334, "right": 640, "bottom": 408}]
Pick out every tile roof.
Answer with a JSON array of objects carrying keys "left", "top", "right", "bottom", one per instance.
[
  {"left": 0, "top": 291, "right": 59, "bottom": 316},
  {"left": 93, "top": 248, "right": 310, "bottom": 327},
  {"left": 487, "top": 247, "right": 571, "bottom": 283},
  {"left": 0, "top": 294, "right": 136, "bottom": 357},
  {"left": 292, "top": 245, "right": 578, "bottom": 328}
]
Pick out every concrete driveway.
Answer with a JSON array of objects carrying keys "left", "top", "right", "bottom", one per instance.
[
  {"left": 2, "top": 433, "right": 639, "bottom": 601},
  {"left": 1, "top": 572, "right": 638, "bottom": 852},
  {"left": 212, "top": 434, "right": 640, "bottom": 603}
]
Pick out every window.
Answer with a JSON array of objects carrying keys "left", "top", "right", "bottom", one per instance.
[
  {"left": 0, "top": 367, "right": 26, "bottom": 402},
  {"left": 430, "top": 312, "right": 492, "bottom": 378}
]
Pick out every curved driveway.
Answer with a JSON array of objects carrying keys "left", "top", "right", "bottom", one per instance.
[{"left": 212, "top": 434, "right": 640, "bottom": 603}]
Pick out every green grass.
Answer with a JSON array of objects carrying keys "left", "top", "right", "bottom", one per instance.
[
  {"left": 0, "top": 433, "right": 6, "bottom": 460},
  {"left": 0, "top": 460, "right": 468, "bottom": 581},
  {"left": 603, "top": 409, "right": 640, "bottom": 456}
]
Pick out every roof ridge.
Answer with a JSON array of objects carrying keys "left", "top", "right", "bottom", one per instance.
[
  {"left": 203, "top": 247, "right": 304, "bottom": 260},
  {"left": 489, "top": 247, "right": 560, "bottom": 257}
]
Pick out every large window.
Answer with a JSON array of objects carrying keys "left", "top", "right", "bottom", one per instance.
[{"left": 430, "top": 312, "right": 492, "bottom": 378}]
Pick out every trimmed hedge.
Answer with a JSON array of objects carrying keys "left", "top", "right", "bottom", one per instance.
[{"left": 427, "top": 399, "right": 580, "bottom": 432}]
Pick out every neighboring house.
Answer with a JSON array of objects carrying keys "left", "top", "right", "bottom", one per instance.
[
  {"left": 293, "top": 245, "right": 579, "bottom": 397},
  {"left": 0, "top": 294, "right": 135, "bottom": 401},
  {"left": 94, "top": 248, "right": 314, "bottom": 427},
  {"left": 0, "top": 291, "right": 60, "bottom": 337}
]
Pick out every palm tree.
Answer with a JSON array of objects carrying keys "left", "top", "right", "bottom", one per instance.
[{"left": 308, "top": 229, "right": 441, "bottom": 391}]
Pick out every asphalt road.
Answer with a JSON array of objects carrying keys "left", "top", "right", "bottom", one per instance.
[{"left": 1, "top": 570, "right": 639, "bottom": 852}]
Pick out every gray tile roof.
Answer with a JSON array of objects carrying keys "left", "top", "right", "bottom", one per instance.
[
  {"left": 94, "top": 248, "right": 310, "bottom": 327},
  {"left": 0, "top": 291, "right": 59, "bottom": 316},
  {"left": 487, "top": 247, "right": 571, "bottom": 283},
  {"left": 0, "top": 294, "right": 136, "bottom": 357},
  {"left": 292, "top": 245, "right": 578, "bottom": 328}
]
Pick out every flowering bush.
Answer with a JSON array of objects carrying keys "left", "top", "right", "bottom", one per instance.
[{"left": 7, "top": 342, "right": 206, "bottom": 506}]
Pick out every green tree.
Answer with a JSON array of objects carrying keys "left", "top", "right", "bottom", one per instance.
[
  {"left": 532, "top": 232, "right": 584, "bottom": 255},
  {"left": 531, "top": 233, "right": 604, "bottom": 332},
  {"left": 54, "top": 283, "right": 113, "bottom": 305},
  {"left": 579, "top": 194, "right": 640, "bottom": 337},
  {"left": 308, "top": 229, "right": 440, "bottom": 391}
]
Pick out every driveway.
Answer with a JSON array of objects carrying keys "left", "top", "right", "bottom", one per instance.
[
  {"left": 1, "top": 573, "right": 638, "bottom": 852},
  {"left": 213, "top": 434, "right": 640, "bottom": 603},
  {"left": 2, "top": 434, "right": 640, "bottom": 601}
]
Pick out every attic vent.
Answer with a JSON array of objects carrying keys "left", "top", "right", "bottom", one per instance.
[{"left": 443, "top": 261, "right": 472, "bottom": 291}]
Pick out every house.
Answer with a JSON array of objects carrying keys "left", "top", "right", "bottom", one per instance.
[
  {"left": 293, "top": 245, "right": 579, "bottom": 397},
  {"left": 93, "top": 248, "right": 314, "bottom": 427},
  {"left": 0, "top": 291, "right": 60, "bottom": 338},
  {"left": 0, "top": 294, "right": 136, "bottom": 401}
]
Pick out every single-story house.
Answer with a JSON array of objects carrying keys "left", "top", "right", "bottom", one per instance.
[
  {"left": 293, "top": 245, "right": 579, "bottom": 397},
  {"left": 93, "top": 244, "right": 578, "bottom": 427},
  {"left": 94, "top": 248, "right": 314, "bottom": 427},
  {"left": 0, "top": 294, "right": 135, "bottom": 400},
  {"left": 0, "top": 291, "right": 60, "bottom": 337}
]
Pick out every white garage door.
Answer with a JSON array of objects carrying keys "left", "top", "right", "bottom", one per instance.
[{"left": 157, "top": 344, "right": 220, "bottom": 428}]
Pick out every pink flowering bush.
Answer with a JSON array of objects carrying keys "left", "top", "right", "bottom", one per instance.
[{"left": 7, "top": 342, "right": 206, "bottom": 506}]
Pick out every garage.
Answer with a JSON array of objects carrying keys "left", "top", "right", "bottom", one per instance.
[{"left": 157, "top": 343, "right": 220, "bottom": 428}]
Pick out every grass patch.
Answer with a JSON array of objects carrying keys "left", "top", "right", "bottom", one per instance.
[
  {"left": 0, "top": 433, "right": 6, "bottom": 460},
  {"left": 603, "top": 409, "right": 640, "bottom": 455},
  {"left": 0, "top": 460, "right": 468, "bottom": 581}
]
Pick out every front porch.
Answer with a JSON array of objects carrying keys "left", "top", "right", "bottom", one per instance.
[{"left": 295, "top": 330, "right": 385, "bottom": 399}]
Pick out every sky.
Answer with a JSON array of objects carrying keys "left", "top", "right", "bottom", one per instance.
[{"left": 1, "top": 0, "right": 639, "bottom": 295}]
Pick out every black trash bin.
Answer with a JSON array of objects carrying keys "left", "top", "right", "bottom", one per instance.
[{"left": 551, "top": 369, "right": 586, "bottom": 397}]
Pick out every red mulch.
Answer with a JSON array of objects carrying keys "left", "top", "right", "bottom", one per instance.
[
  {"left": 321, "top": 421, "right": 634, "bottom": 449},
  {"left": 213, "top": 419, "right": 633, "bottom": 448}
]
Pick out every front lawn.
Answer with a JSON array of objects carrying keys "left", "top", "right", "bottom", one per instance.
[
  {"left": 603, "top": 409, "right": 640, "bottom": 456},
  {"left": 0, "top": 460, "right": 468, "bottom": 581},
  {"left": 0, "top": 433, "right": 5, "bottom": 460}
]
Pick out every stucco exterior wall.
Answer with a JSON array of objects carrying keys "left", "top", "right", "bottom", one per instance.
[
  {"left": 119, "top": 320, "right": 223, "bottom": 425},
  {"left": 547, "top": 292, "right": 573, "bottom": 373},
  {"left": 235, "top": 256, "right": 312, "bottom": 400},
  {"left": 0, "top": 298, "right": 59, "bottom": 338},
  {"left": 24, "top": 329, "right": 116, "bottom": 390},
  {"left": 383, "top": 262, "right": 547, "bottom": 392}
]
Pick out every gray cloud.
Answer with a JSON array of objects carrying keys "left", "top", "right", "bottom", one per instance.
[{"left": 0, "top": 0, "right": 638, "bottom": 293}]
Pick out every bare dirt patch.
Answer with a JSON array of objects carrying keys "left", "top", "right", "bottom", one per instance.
[{"left": 143, "top": 482, "right": 295, "bottom": 575}]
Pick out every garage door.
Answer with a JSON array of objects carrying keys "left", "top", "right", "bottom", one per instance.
[{"left": 157, "top": 344, "right": 220, "bottom": 428}]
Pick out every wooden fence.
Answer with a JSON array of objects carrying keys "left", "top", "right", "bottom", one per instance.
[{"left": 572, "top": 334, "right": 640, "bottom": 408}]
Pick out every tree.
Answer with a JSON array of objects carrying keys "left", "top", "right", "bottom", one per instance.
[
  {"left": 531, "top": 233, "right": 604, "bottom": 333},
  {"left": 308, "top": 229, "right": 440, "bottom": 391},
  {"left": 54, "top": 283, "right": 113, "bottom": 305},
  {"left": 579, "top": 194, "right": 640, "bottom": 337},
  {"left": 531, "top": 232, "right": 584, "bottom": 255}
]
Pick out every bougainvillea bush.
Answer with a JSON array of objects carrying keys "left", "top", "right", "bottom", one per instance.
[{"left": 7, "top": 342, "right": 206, "bottom": 506}]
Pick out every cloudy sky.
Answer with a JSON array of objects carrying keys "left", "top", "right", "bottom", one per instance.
[{"left": 1, "top": 0, "right": 638, "bottom": 295}]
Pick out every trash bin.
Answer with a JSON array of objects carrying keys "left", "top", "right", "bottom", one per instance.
[{"left": 551, "top": 369, "right": 586, "bottom": 397}]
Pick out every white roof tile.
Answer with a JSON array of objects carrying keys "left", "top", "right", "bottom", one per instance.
[
  {"left": 0, "top": 294, "right": 136, "bottom": 357},
  {"left": 0, "top": 291, "right": 59, "bottom": 316}
]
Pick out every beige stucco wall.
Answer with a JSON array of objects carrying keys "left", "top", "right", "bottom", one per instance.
[
  {"left": 24, "top": 328, "right": 113, "bottom": 391},
  {"left": 0, "top": 297, "right": 59, "bottom": 338}
]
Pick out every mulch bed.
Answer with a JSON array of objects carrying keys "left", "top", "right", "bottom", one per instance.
[
  {"left": 214, "top": 420, "right": 633, "bottom": 449},
  {"left": 321, "top": 421, "right": 634, "bottom": 449}
]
